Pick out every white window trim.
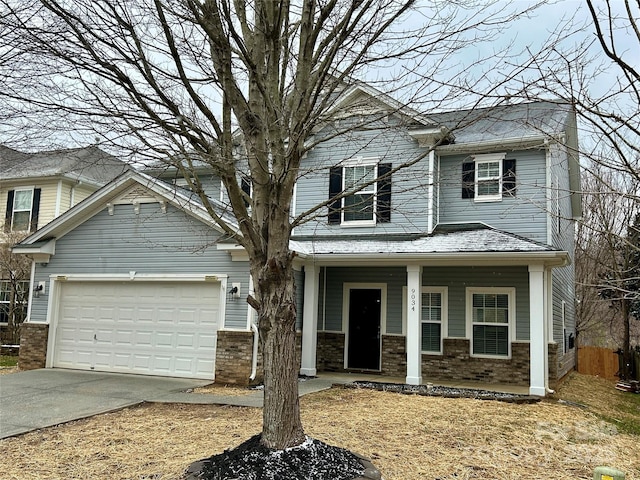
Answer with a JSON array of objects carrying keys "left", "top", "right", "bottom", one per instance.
[
  {"left": 11, "top": 187, "right": 35, "bottom": 232},
  {"left": 466, "top": 287, "right": 516, "bottom": 359},
  {"left": 473, "top": 153, "right": 505, "bottom": 203},
  {"left": 340, "top": 157, "right": 379, "bottom": 227},
  {"left": 401, "top": 286, "right": 448, "bottom": 355}
]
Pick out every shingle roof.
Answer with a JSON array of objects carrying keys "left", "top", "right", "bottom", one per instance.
[
  {"left": 426, "top": 101, "right": 572, "bottom": 146},
  {"left": 290, "top": 224, "right": 557, "bottom": 257},
  {"left": 0, "top": 145, "right": 129, "bottom": 185}
]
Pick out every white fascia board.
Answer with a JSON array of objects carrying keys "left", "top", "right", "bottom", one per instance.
[
  {"left": 216, "top": 243, "right": 249, "bottom": 262},
  {"left": 409, "top": 126, "right": 453, "bottom": 147},
  {"left": 303, "top": 251, "right": 570, "bottom": 268},
  {"left": 50, "top": 273, "right": 228, "bottom": 282},
  {"left": 12, "top": 238, "right": 56, "bottom": 256},
  {"left": 435, "top": 134, "right": 549, "bottom": 154}
]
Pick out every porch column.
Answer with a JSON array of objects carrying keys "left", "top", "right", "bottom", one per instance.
[
  {"left": 529, "top": 265, "right": 547, "bottom": 396},
  {"left": 300, "top": 263, "right": 320, "bottom": 376},
  {"left": 406, "top": 265, "right": 423, "bottom": 385}
]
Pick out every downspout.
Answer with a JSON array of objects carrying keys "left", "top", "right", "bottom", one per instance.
[
  {"left": 249, "top": 321, "right": 259, "bottom": 381},
  {"left": 248, "top": 275, "right": 259, "bottom": 381}
]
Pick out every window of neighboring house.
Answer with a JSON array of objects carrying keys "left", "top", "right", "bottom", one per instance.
[
  {"left": 0, "top": 280, "right": 29, "bottom": 326},
  {"left": 241, "top": 176, "right": 252, "bottom": 208},
  {"left": 467, "top": 288, "right": 515, "bottom": 357},
  {"left": 421, "top": 288, "right": 447, "bottom": 354},
  {"left": 4, "top": 188, "right": 41, "bottom": 233},
  {"left": 462, "top": 154, "right": 516, "bottom": 202},
  {"left": 328, "top": 160, "right": 391, "bottom": 225}
]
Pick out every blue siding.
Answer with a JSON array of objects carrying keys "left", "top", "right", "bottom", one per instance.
[
  {"left": 29, "top": 202, "right": 251, "bottom": 329},
  {"left": 294, "top": 118, "right": 431, "bottom": 236},
  {"left": 438, "top": 150, "right": 548, "bottom": 244},
  {"left": 319, "top": 265, "right": 530, "bottom": 340}
]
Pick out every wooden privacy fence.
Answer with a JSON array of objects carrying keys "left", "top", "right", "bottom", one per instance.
[{"left": 577, "top": 346, "right": 619, "bottom": 379}]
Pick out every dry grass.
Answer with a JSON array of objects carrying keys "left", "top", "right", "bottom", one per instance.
[{"left": 0, "top": 373, "right": 638, "bottom": 480}]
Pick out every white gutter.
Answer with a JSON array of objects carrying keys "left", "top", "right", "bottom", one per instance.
[{"left": 435, "top": 134, "right": 550, "bottom": 154}]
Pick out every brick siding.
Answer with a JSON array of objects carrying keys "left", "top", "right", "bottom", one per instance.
[{"left": 18, "top": 323, "right": 49, "bottom": 370}]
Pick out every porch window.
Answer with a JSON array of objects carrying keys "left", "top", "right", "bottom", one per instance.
[
  {"left": 421, "top": 288, "right": 447, "bottom": 354},
  {"left": 467, "top": 288, "right": 515, "bottom": 357}
]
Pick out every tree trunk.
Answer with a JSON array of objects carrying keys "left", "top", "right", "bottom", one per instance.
[{"left": 254, "top": 251, "right": 305, "bottom": 450}]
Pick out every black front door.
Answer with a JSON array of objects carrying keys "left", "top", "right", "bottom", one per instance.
[{"left": 347, "top": 288, "right": 381, "bottom": 370}]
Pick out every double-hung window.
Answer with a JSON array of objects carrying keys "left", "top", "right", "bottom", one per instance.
[
  {"left": 4, "top": 188, "right": 41, "bottom": 233},
  {"left": 462, "top": 153, "right": 516, "bottom": 202},
  {"left": 0, "top": 280, "right": 29, "bottom": 326},
  {"left": 328, "top": 159, "right": 391, "bottom": 225},
  {"left": 467, "top": 288, "right": 515, "bottom": 357},
  {"left": 421, "top": 288, "right": 447, "bottom": 354}
]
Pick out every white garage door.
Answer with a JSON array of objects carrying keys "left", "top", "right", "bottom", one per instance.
[{"left": 53, "top": 280, "right": 220, "bottom": 379}]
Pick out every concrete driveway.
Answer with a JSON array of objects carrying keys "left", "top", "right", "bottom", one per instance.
[{"left": 0, "top": 369, "right": 213, "bottom": 439}]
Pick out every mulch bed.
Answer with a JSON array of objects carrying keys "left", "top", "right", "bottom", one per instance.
[
  {"left": 344, "top": 381, "right": 540, "bottom": 403},
  {"left": 187, "top": 434, "right": 374, "bottom": 480}
]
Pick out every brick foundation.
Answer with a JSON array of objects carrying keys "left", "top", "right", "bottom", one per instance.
[
  {"left": 214, "top": 330, "right": 302, "bottom": 385},
  {"left": 19, "top": 323, "right": 49, "bottom": 370},
  {"left": 214, "top": 330, "right": 256, "bottom": 385},
  {"left": 381, "top": 335, "right": 406, "bottom": 377},
  {"left": 317, "top": 331, "right": 346, "bottom": 372},
  {"left": 421, "top": 338, "right": 531, "bottom": 386}
]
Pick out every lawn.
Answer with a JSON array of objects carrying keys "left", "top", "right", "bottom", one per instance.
[
  {"left": 0, "top": 372, "right": 638, "bottom": 480},
  {"left": 0, "top": 355, "right": 19, "bottom": 368}
]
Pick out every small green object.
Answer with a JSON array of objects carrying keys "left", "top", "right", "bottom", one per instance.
[{"left": 593, "top": 466, "right": 625, "bottom": 480}]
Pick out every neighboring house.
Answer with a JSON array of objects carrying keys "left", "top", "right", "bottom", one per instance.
[
  {"left": 0, "top": 145, "right": 128, "bottom": 344},
  {"left": 13, "top": 85, "right": 580, "bottom": 396}
]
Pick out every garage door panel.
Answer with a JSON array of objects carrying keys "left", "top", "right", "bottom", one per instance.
[{"left": 53, "top": 280, "right": 220, "bottom": 379}]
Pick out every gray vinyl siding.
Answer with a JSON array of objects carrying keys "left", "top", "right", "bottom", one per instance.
[
  {"left": 438, "top": 150, "right": 548, "bottom": 244},
  {"left": 319, "top": 265, "right": 529, "bottom": 340},
  {"left": 28, "top": 202, "right": 250, "bottom": 329},
  {"left": 294, "top": 118, "right": 432, "bottom": 235},
  {"left": 548, "top": 142, "right": 577, "bottom": 347},
  {"left": 320, "top": 266, "right": 406, "bottom": 334},
  {"left": 422, "top": 266, "right": 530, "bottom": 340}
]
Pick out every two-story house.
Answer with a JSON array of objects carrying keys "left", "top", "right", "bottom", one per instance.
[
  {"left": 1, "top": 145, "right": 128, "bottom": 344},
  {"left": 13, "top": 84, "right": 580, "bottom": 396}
]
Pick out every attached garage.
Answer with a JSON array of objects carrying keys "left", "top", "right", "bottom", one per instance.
[{"left": 50, "top": 277, "right": 222, "bottom": 380}]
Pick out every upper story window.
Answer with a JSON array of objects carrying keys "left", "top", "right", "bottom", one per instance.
[
  {"left": 462, "top": 153, "right": 516, "bottom": 202},
  {"left": 4, "top": 188, "right": 41, "bottom": 233},
  {"left": 328, "top": 159, "right": 391, "bottom": 226}
]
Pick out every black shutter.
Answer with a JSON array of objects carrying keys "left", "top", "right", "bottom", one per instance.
[
  {"left": 30, "top": 188, "right": 41, "bottom": 232},
  {"left": 462, "top": 162, "right": 475, "bottom": 198},
  {"left": 502, "top": 159, "right": 516, "bottom": 196},
  {"left": 377, "top": 163, "right": 392, "bottom": 223},
  {"left": 241, "top": 176, "right": 251, "bottom": 207},
  {"left": 328, "top": 166, "right": 342, "bottom": 225},
  {"left": 4, "top": 190, "right": 14, "bottom": 233}
]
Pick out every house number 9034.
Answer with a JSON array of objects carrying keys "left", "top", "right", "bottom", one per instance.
[{"left": 410, "top": 288, "right": 416, "bottom": 312}]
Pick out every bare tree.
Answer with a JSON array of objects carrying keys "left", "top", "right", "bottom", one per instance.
[
  {"left": 0, "top": 232, "right": 30, "bottom": 346},
  {"left": 0, "top": 0, "right": 541, "bottom": 463}
]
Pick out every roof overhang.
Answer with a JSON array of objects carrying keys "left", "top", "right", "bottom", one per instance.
[
  {"left": 435, "top": 134, "right": 552, "bottom": 155},
  {"left": 292, "top": 250, "right": 569, "bottom": 268},
  {"left": 12, "top": 238, "right": 56, "bottom": 264}
]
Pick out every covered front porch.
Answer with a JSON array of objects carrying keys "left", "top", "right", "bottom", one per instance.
[{"left": 292, "top": 227, "right": 569, "bottom": 397}]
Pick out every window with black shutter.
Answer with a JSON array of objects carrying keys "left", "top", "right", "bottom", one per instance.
[
  {"left": 327, "top": 161, "right": 392, "bottom": 225},
  {"left": 461, "top": 156, "right": 516, "bottom": 201},
  {"left": 4, "top": 188, "right": 40, "bottom": 232}
]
